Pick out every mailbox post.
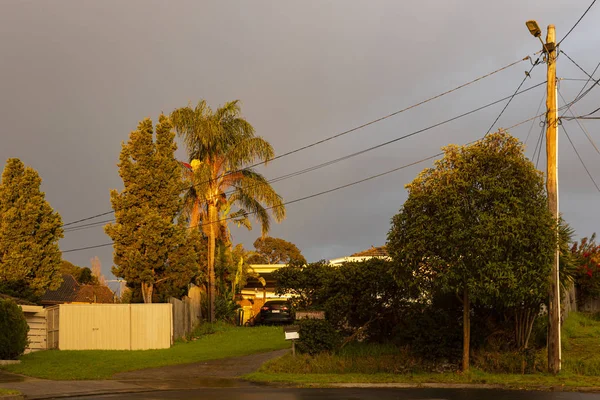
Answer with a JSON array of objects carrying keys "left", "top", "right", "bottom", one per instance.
[{"left": 284, "top": 325, "right": 300, "bottom": 357}]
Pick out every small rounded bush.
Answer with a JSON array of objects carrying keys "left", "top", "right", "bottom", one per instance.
[
  {"left": 0, "top": 299, "right": 29, "bottom": 360},
  {"left": 297, "top": 319, "right": 341, "bottom": 355}
]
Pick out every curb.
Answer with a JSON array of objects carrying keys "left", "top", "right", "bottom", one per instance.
[
  {"left": 22, "top": 388, "right": 156, "bottom": 400},
  {"left": 324, "top": 382, "right": 600, "bottom": 392}
]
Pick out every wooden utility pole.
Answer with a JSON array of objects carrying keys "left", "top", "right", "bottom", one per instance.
[{"left": 545, "top": 24, "right": 561, "bottom": 374}]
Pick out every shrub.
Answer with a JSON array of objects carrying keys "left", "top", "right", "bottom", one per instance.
[
  {"left": 0, "top": 299, "right": 29, "bottom": 360},
  {"left": 297, "top": 319, "right": 341, "bottom": 355},
  {"left": 393, "top": 301, "right": 463, "bottom": 362},
  {"left": 215, "top": 293, "right": 240, "bottom": 323}
]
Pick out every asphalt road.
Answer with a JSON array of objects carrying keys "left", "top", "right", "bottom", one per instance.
[{"left": 66, "top": 387, "right": 600, "bottom": 400}]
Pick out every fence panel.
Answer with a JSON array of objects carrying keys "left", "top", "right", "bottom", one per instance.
[
  {"left": 20, "top": 305, "right": 46, "bottom": 353},
  {"left": 130, "top": 304, "right": 172, "bottom": 350},
  {"left": 46, "top": 306, "right": 59, "bottom": 349},
  {"left": 169, "top": 295, "right": 201, "bottom": 340},
  {"left": 57, "top": 304, "right": 170, "bottom": 350}
]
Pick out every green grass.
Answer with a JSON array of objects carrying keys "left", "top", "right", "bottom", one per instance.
[
  {"left": 562, "top": 312, "right": 600, "bottom": 376},
  {"left": 244, "top": 312, "right": 600, "bottom": 389},
  {"left": 0, "top": 388, "right": 20, "bottom": 395},
  {"left": 1, "top": 323, "right": 289, "bottom": 380},
  {"left": 245, "top": 370, "right": 600, "bottom": 389}
]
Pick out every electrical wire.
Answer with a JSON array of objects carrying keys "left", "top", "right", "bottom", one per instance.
[
  {"left": 561, "top": 122, "right": 600, "bottom": 192},
  {"left": 60, "top": 56, "right": 532, "bottom": 228},
  {"left": 560, "top": 51, "right": 600, "bottom": 106},
  {"left": 533, "top": 123, "right": 545, "bottom": 169},
  {"left": 557, "top": 88, "right": 600, "bottom": 154},
  {"left": 557, "top": 0, "right": 598, "bottom": 46},
  {"left": 485, "top": 58, "right": 540, "bottom": 135},
  {"left": 524, "top": 92, "right": 546, "bottom": 145},
  {"left": 63, "top": 219, "right": 115, "bottom": 233},
  {"left": 62, "top": 81, "right": 548, "bottom": 235},
  {"left": 11, "top": 106, "right": 553, "bottom": 255}
]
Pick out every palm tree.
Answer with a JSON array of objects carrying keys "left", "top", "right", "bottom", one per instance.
[{"left": 171, "top": 100, "right": 286, "bottom": 322}]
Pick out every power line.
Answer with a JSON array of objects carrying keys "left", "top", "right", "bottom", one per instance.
[
  {"left": 557, "top": 0, "right": 597, "bottom": 46},
  {"left": 524, "top": 91, "right": 546, "bottom": 145},
  {"left": 62, "top": 81, "right": 548, "bottom": 235},
  {"left": 10, "top": 153, "right": 444, "bottom": 259},
  {"left": 60, "top": 56, "right": 531, "bottom": 228},
  {"left": 533, "top": 123, "right": 545, "bottom": 169},
  {"left": 62, "top": 243, "right": 115, "bottom": 254},
  {"left": 561, "top": 60, "right": 600, "bottom": 119},
  {"left": 485, "top": 58, "right": 541, "bottom": 135},
  {"left": 24, "top": 107, "right": 554, "bottom": 255},
  {"left": 557, "top": 87, "right": 600, "bottom": 154},
  {"left": 561, "top": 122, "right": 600, "bottom": 192},
  {"left": 560, "top": 51, "right": 600, "bottom": 105},
  {"left": 62, "top": 211, "right": 114, "bottom": 228},
  {"left": 64, "top": 219, "right": 115, "bottom": 233}
]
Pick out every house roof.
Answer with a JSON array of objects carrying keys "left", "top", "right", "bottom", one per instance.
[
  {"left": 350, "top": 246, "right": 388, "bottom": 257},
  {"left": 41, "top": 274, "right": 114, "bottom": 305},
  {"left": 74, "top": 285, "right": 115, "bottom": 303},
  {"left": 41, "top": 275, "right": 79, "bottom": 304}
]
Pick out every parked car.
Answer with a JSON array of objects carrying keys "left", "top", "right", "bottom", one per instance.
[{"left": 258, "top": 300, "right": 293, "bottom": 325}]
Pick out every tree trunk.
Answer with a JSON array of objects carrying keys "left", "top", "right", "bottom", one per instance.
[
  {"left": 141, "top": 282, "right": 153, "bottom": 304},
  {"left": 462, "top": 286, "right": 470, "bottom": 372},
  {"left": 207, "top": 203, "right": 217, "bottom": 323},
  {"left": 515, "top": 307, "right": 537, "bottom": 350}
]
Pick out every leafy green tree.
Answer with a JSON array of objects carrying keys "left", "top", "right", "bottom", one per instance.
[
  {"left": 0, "top": 158, "right": 63, "bottom": 299},
  {"left": 387, "top": 131, "right": 556, "bottom": 370},
  {"left": 248, "top": 236, "right": 306, "bottom": 265},
  {"left": 171, "top": 100, "right": 285, "bottom": 321},
  {"left": 59, "top": 260, "right": 98, "bottom": 285},
  {"left": 273, "top": 261, "right": 334, "bottom": 310},
  {"left": 105, "top": 116, "right": 198, "bottom": 303}
]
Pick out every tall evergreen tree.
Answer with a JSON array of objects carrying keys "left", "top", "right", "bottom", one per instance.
[
  {"left": 0, "top": 158, "right": 63, "bottom": 299},
  {"left": 105, "top": 116, "right": 198, "bottom": 303}
]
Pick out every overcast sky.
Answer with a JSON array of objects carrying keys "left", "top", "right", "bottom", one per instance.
[{"left": 1, "top": 1, "right": 599, "bottom": 282}]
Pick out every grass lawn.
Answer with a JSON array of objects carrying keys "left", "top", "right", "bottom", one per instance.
[
  {"left": 2, "top": 323, "right": 289, "bottom": 380},
  {"left": 245, "top": 312, "right": 600, "bottom": 389},
  {"left": 0, "top": 388, "right": 20, "bottom": 395}
]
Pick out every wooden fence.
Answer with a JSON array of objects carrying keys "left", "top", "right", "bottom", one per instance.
[
  {"left": 57, "top": 304, "right": 172, "bottom": 350},
  {"left": 20, "top": 305, "right": 47, "bottom": 353},
  {"left": 170, "top": 288, "right": 202, "bottom": 340},
  {"left": 46, "top": 306, "right": 60, "bottom": 349}
]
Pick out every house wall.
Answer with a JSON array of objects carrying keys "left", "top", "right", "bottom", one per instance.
[{"left": 57, "top": 303, "right": 172, "bottom": 350}]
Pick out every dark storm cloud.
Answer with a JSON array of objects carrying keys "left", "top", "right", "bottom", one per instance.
[{"left": 1, "top": 0, "right": 598, "bottom": 275}]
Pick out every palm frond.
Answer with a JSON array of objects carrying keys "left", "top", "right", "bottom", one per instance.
[
  {"left": 228, "top": 190, "right": 271, "bottom": 236},
  {"left": 236, "top": 170, "right": 286, "bottom": 222},
  {"left": 223, "top": 136, "right": 274, "bottom": 170}
]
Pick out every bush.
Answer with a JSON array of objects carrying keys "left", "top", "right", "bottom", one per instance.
[
  {"left": 297, "top": 319, "right": 341, "bottom": 355},
  {"left": 0, "top": 299, "right": 29, "bottom": 360},
  {"left": 215, "top": 293, "right": 240, "bottom": 323},
  {"left": 393, "top": 301, "right": 463, "bottom": 362}
]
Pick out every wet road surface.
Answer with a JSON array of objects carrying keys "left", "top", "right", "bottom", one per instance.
[{"left": 66, "top": 387, "right": 600, "bottom": 400}]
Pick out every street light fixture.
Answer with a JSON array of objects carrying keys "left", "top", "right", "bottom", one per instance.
[
  {"left": 526, "top": 20, "right": 542, "bottom": 37},
  {"left": 526, "top": 20, "right": 547, "bottom": 49}
]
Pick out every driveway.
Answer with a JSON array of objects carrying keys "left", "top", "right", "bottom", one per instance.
[{"left": 0, "top": 349, "right": 289, "bottom": 399}]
